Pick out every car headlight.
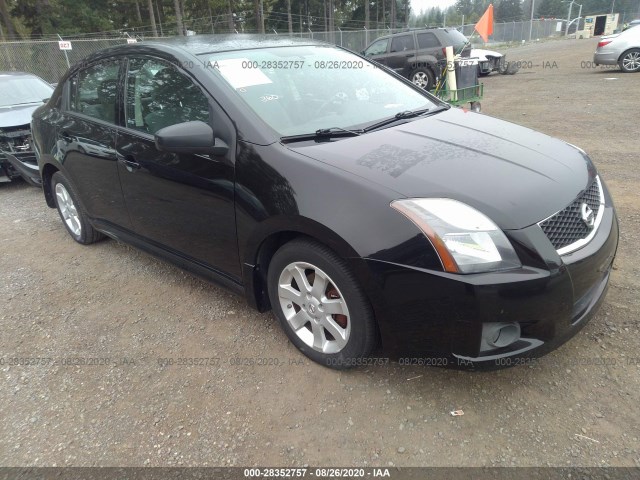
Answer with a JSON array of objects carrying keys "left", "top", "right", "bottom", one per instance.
[{"left": 390, "top": 198, "right": 521, "bottom": 273}]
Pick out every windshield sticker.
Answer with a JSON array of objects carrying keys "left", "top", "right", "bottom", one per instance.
[{"left": 215, "top": 58, "right": 273, "bottom": 89}]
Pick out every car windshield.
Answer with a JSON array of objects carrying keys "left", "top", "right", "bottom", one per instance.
[
  {"left": 0, "top": 75, "right": 54, "bottom": 107},
  {"left": 204, "top": 45, "right": 437, "bottom": 137}
]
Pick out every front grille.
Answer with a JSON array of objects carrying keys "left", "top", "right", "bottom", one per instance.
[
  {"left": 0, "top": 124, "right": 32, "bottom": 154},
  {"left": 539, "top": 177, "right": 603, "bottom": 252},
  {"left": 0, "top": 124, "right": 30, "bottom": 138}
]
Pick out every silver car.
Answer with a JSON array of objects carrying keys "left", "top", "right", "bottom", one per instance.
[{"left": 594, "top": 26, "right": 640, "bottom": 72}]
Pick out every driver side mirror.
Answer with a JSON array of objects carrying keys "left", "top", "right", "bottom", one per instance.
[{"left": 154, "top": 120, "right": 228, "bottom": 156}]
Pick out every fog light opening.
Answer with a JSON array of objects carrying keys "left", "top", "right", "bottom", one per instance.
[{"left": 481, "top": 322, "right": 521, "bottom": 351}]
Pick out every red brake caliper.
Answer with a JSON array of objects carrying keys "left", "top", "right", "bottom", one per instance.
[{"left": 326, "top": 286, "right": 348, "bottom": 328}]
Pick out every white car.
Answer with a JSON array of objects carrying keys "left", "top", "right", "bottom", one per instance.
[
  {"left": 472, "top": 48, "right": 505, "bottom": 76},
  {"left": 472, "top": 48, "right": 520, "bottom": 76}
]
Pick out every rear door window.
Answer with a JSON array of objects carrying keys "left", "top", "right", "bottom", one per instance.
[
  {"left": 390, "top": 34, "right": 416, "bottom": 52},
  {"left": 69, "top": 59, "right": 120, "bottom": 124},
  {"left": 417, "top": 32, "right": 441, "bottom": 49}
]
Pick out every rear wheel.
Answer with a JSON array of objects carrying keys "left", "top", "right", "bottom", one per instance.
[
  {"left": 619, "top": 48, "right": 640, "bottom": 72},
  {"left": 51, "top": 172, "right": 104, "bottom": 244},
  {"left": 267, "top": 239, "right": 377, "bottom": 369},
  {"left": 410, "top": 67, "right": 435, "bottom": 90}
]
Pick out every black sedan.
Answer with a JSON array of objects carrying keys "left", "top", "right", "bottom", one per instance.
[{"left": 27, "top": 36, "right": 618, "bottom": 369}]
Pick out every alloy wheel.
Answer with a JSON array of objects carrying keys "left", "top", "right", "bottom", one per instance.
[
  {"left": 622, "top": 51, "right": 640, "bottom": 71},
  {"left": 277, "top": 262, "right": 351, "bottom": 354},
  {"left": 55, "top": 183, "right": 81, "bottom": 236},
  {"left": 412, "top": 72, "right": 429, "bottom": 89}
]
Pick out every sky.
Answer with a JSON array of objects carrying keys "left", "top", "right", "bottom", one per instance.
[{"left": 411, "top": 0, "right": 458, "bottom": 15}]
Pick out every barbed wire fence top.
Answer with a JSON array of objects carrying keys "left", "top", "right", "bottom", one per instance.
[{"left": 0, "top": 19, "right": 568, "bottom": 84}]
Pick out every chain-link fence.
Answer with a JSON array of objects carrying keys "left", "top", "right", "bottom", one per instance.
[
  {"left": 0, "top": 38, "right": 136, "bottom": 83},
  {"left": 0, "top": 19, "right": 567, "bottom": 84},
  {"left": 460, "top": 19, "right": 567, "bottom": 44}
]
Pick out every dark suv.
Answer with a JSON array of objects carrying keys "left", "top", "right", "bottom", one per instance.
[{"left": 362, "top": 28, "right": 470, "bottom": 90}]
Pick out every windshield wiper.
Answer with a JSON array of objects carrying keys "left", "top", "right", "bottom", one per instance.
[
  {"left": 315, "top": 126, "right": 362, "bottom": 136},
  {"left": 281, "top": 126, "right": 364, "bottom": 143},
  {"left": 363, "top": 106, "right": 449, "bottom": 133}
]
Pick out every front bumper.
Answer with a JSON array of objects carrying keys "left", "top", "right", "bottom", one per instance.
[
  {"left": 358, "top": 204, "right": 618, "bottom": 369},
  {"left": 1, "top": 151, "right": 42, "bottom": 186},
  {"left": 594, "top": 50, "right": 619, "bottom": 65}
]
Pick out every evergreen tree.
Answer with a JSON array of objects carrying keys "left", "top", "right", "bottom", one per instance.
[
  {"left": 537, "top": 0, "right": 565, "bottom": 17},
  {"left": 495, "top": 0, "right": 522, "bottom": 21}
]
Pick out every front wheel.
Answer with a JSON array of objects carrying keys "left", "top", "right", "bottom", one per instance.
[
  {"left": 410, "top": 67, "right": 435, "bottom": 90},
  {"left": 51, "top": 171, "right": 104, "bottom": 244},
  {"left": 267, "top": 239, "right": 377, "bottom": 369},
  {"left": 619, "top": 48, "right": 640, "bottom": 72}
]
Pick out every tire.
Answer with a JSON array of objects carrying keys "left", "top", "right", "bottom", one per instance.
[
  {"left": 410, "top": 67, "right": 435, "bottom": 90},
  {"left": 470, "top": 101, "right": 481, "bottom": 113},
  {"left": 51, "top": 171, "right": 104, "bottom": 244},
  {"left": 267, "top": 238, "right": 377, "bottom": 369},
  {"left": 618, "top": 48, "right": 640, "bottom": 72}
]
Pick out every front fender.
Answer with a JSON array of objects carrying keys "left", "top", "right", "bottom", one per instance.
[{"left": 234, "top": 141, "right": 443, "bottom": 311}]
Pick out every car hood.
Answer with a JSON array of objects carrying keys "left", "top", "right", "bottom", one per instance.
[
  {"left": 471, "top": 48, "right": 503, "bottom": 60},
  {"left": 0, "top": 103, "right": 41, "bottom": 128},
  {"left": 287, "top": 108, "right": 594, "bottom": 230}
]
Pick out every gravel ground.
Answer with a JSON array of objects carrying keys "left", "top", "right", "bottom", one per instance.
[{"left": 0, "top": 37, "right": 639, "bottom": 468}]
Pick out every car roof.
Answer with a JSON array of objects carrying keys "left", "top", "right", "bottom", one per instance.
[
  {"left": 71, "top": 34, "right": 332, "bottom": 74},
  {"left": 145, "top": 34, "right": 326, "bottom": 56},
  {"left": 373, "top": 27, "right": 460, "bottom": 41}
]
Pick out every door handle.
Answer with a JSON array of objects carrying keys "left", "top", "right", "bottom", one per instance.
[
  {"left": 117, "top": 154, "right": 141, "bottom": 172},
  {"left": 405, "top": 53, "right": 413, "bottom": 57}
]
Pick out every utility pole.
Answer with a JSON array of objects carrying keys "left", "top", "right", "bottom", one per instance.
[
  {"left": 528, "top": 0, "right": 535, "bottom": 41},
  {"left": 577, "top": 3, "right": 582, "bottom": 32},
  {"left": 365, "top": 0, "right": 370, "bottom": 34},
  {"left": 565, "top": 0, "right": 574, "bottom": 37}
]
